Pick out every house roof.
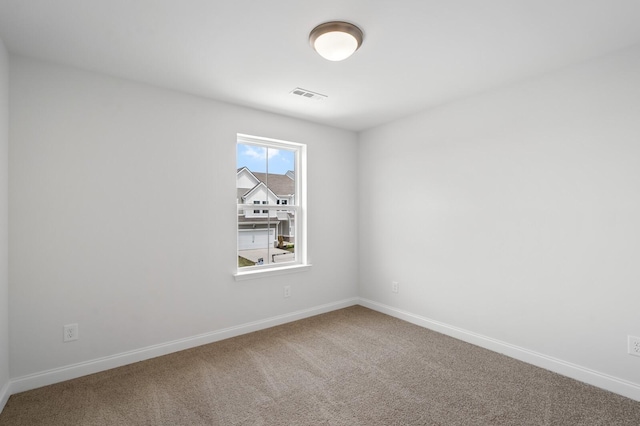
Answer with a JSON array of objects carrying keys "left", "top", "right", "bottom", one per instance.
[
  {"left": 240, "top": 182, "right": 279, "bottom": 203},
  {"left": 251, "top": 172, "right": 294, "bottom": 197},
  {"left": 237, "top": 167, "right": 294, "bottom": 198},
  {"left": 237, "top": 188, "right": 248, "bottom": 200}
]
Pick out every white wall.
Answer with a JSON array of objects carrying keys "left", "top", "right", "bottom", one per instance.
[
  {"left": 0, "top": 37, "right": 10, "bottom": 408},
  {"left": 359, "top": 45, "right": 640, "bottom": 393},
  {"left": 9, "top": 55, "right": 359, "bottom": 380},
  {"left": 6, "top": 40, "right": 640, "bottom": 403}
]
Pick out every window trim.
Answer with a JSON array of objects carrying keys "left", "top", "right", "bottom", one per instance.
[{"left": 235, "top": 133, "right": 308, "bottom": 280}]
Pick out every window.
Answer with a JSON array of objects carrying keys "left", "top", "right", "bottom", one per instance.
[{"left": 235, "top": 134, "right": 307, "bottom": 278}]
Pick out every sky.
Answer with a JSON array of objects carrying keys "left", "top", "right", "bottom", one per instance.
[{"left": 237, "top": 143, "right": 295, "bottom": 175}]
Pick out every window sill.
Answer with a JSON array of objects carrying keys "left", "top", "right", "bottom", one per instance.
[{"left": 234, "top": 264, "right": 312, "bottom": 281}]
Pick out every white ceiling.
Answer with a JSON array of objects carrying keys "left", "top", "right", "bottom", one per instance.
[{"left": 1, "top": 0, "right": 640, "bottom": 131}]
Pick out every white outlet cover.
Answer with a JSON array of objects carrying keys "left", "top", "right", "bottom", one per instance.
[{"left": 64, "top": 323, "right": 79, "bottom": 342}]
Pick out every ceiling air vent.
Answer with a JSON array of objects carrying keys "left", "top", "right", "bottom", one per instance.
[{"left": 290, "top": 87, "right": 327, "bottom": 101}]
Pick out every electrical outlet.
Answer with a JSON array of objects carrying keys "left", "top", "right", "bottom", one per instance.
[
  {"left": 629, "top": 336, "right": 640, "bottom": 357},
  {"left": 284, "top": 285, "right": 291, "bottom": 298},
  {"left": 392, "top": 281, "right": 399, "bottom": 293},
  {"left": 64, "top": 323, "right": 78, "bottom": 342}
]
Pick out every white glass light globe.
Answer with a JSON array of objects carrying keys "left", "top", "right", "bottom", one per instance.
[{"left": 313, "top": 31, "right": 359, "bottom": 61}]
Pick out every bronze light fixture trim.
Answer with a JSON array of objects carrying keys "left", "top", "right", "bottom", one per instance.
[{"left": 309, "top": 21, "right": 364, "bottom": 61}]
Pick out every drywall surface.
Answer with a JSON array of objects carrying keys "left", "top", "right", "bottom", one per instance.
[
  {"left": 358, "top": 45, "right": 640, "bottom": 386},
  {"left": 9, "top": 55, "right": 358, "bottom": 378},
  {"left": 0, "top": 37, "right": 9, "bottom": 404}
]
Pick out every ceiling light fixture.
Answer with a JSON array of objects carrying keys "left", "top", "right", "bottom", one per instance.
[{"left": 309, "top": 21, "right": 363, "bottom": 62}]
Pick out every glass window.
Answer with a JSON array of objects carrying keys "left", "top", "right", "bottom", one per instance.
[{"left": 236, "top": 134, "right": 306, "bottom": 275}]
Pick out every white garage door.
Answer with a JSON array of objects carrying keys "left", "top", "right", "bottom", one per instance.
[{"left": 238, "top": 229, "right": 275, "bottom": 250}]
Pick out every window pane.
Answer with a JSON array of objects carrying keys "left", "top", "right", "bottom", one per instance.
[
  {"left": 236, "top": 143, "right": 296, "bottom": 268},
  {"left": 237, "top": 141, "right": 297, "bottom": 269},
  {"left": 238, "top": 208, "right": 277, "bottom": 268},
  {"left": 266, "top": 147, "right": 295, "bottom": 208},
  {"left": 273, "top": 208, "right": 296, "bottom": 265},
  {"left": 236, "top": 207, "right": 296, "bottom": 268}
]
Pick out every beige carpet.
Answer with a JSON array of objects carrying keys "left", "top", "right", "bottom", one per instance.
[{"left": 1, "top": 306, "right": 639, "bottom": 425}]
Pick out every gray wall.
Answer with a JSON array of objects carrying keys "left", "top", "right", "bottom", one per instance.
[
  {"left": 359, "top": 45, "right": 640, "bottom": 392},
  {"left": 9, "top": 55, "right": 359, "bottom": 381},
  {"left": 0, "top": 36, "right": 9, "bottom": 407},
  {"left": 4, "top": 42, "right": 640, "bottom": 403}
]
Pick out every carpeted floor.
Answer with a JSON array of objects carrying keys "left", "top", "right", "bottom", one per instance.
[{"left": 1, "top": 306, "right": 639, "bottom": 425}]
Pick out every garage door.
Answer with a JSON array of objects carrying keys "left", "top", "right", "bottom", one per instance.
[{"left": 238, "top": 229, "right": 275, "bottom": 250}]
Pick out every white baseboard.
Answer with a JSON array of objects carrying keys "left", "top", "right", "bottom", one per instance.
[
  {"left": 0, "top": 380, "right": 9, "bottom": 414},
  {"left": 359, "top": 298, "right": 640, "bottom": 402},
  {"left": 8, "top": 297, "right": 359, "bottom": 396}
]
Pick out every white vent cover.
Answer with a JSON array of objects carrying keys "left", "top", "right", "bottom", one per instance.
[{"left": 290, "top": 87, "right": 327, "bottom": 101}]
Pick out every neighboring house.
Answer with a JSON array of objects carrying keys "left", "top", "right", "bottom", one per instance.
[{"left": 236, "top": 167, "right": 295, "bottom": 250}]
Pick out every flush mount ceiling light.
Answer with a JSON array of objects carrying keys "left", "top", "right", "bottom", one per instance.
[{"left": 309, "top": 21, "right": 363, "bottom": 61}]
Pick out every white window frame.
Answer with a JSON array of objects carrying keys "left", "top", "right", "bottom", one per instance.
[{"left": 235, "top": 134, "right": 309, "bottom": 280}]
